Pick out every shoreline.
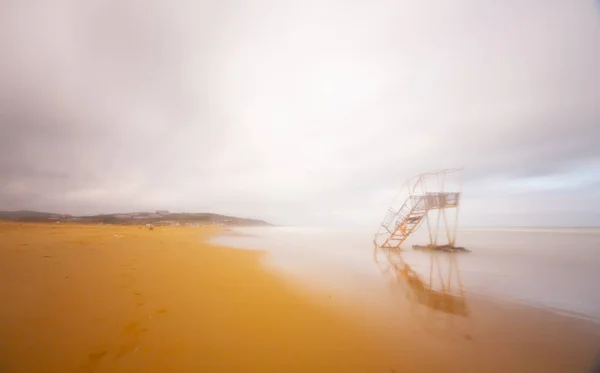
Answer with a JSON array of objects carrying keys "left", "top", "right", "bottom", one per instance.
[
  {"left": 212, "top": 225, "right": 600, "bottom": 323},
  {"left": 217, "top": 231, "right": 600, "bottom": 331},
  {"left": 213, "top": 225, "right": 600, "bottom": 371},
  {"left": 1, "top": 222, "right": 599, "bottom": 372}
]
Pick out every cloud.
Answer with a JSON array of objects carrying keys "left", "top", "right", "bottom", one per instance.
[{"left": 0, "top": 0, "right": 599, "bottom": 226}]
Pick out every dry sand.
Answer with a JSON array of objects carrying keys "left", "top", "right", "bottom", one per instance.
[{"left": 0, "top": 222, "right": 599, "bottom": 372}]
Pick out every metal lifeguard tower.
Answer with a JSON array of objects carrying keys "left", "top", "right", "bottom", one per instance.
[
  {"left": 373, "top": 169, "right": 468, "bottom": 317},
  {"left": 374, "top": 169, "right": 462, "bottom": 252}
]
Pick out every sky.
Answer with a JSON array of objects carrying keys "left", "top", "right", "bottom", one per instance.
[{"left": 0, "top": 0, "right": 599, "bottom": 227}]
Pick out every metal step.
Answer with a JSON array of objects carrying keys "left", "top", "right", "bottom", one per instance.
[{"left": 378, "top": 194, "right": 431, "bottom": 248}]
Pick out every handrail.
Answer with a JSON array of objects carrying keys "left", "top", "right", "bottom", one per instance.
[{"left": 374, "top": 169, "right": 462, "bottom": 249}]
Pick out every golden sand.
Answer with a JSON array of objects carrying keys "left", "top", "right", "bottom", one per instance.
[{"left": 0, "top": 223, "right": 598, "bottom": 372}]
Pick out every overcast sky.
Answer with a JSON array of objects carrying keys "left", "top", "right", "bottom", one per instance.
[{"left": 1, "top": 0, "right": 599, "bottom": 226}]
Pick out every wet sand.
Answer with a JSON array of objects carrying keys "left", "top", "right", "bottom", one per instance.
[{"left": 0, "top": 223, "right": 599, "bottom": 372}]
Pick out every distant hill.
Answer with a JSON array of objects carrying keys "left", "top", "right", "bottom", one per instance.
[
  {"left": 0, "top": 210, "right": 270, "bottom": 226},
  {"left": 0, "top": 210, "right": 68, "bottom": 219}
]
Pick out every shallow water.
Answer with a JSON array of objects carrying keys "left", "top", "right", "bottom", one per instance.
[{"left": 211, "top": 226, "right": 600, "bottom": 321}]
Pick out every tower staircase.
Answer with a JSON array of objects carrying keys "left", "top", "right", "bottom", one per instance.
[{"left": 373, "top": 170, "right": 461, "bottom": 251}]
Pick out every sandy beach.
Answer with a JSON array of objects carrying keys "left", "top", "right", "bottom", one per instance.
[{"left": 0, "top": 223, "right": 599, "bottom": 372}]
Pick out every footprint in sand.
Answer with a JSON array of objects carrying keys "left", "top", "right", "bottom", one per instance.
[
  {"left": 79, "top": 349, "right": 108, "bottom": 371},
  {"left": 89, "top": 350, "right": 107, "bottom": 362},
  {"left": 134, "top": 291, "right": 145, "bottom": 307},
  {"left": 115, "top": 341, "right": 140, "bottom": 360},
  {"left": 122, "top": 321, "right": 148, "bottom": 337}
]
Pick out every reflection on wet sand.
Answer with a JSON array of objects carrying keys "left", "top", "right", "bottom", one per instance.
[
  {"left": 374, "top": 245, "right": 468, "bottom": 318},
  {"left": 210, "top": 225, "right": 600, "bottom": 372}
]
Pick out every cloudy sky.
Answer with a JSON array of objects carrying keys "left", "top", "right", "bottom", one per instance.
[{"left": 1, "top": 0, "right": 599, "bottom": 226}]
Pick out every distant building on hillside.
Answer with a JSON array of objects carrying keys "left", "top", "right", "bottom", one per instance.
[{"left": 156, "top": 210, "right": 170, "bottom": 215}]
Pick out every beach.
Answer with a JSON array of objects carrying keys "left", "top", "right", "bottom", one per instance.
[{"left": 1, "top": 222, "right": 599, "bottom": 372}]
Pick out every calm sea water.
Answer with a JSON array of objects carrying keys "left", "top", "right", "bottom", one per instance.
[{"left": 210, "top": 226, "right": 600, "bottom": 321}]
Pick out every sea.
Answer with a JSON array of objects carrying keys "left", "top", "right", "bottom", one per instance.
[{"left": 210, "top": 226, "right": 600, "bottom": 322}]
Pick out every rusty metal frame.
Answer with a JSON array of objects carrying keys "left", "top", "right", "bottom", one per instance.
[
  {"left": 373, "top": 168, "right": 462, "bottom": 251},
  {"left": 373, "top": 169, "right": 467, "bottom": 317}
]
